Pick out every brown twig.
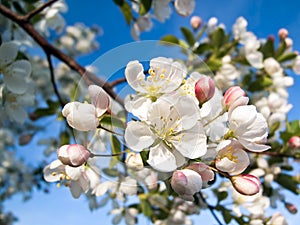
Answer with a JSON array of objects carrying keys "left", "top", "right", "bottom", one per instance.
[
  {"left": 0, "top": 3, "right": 124, "bottom": 106},
  {"left": 110, "top": 77, "right": 127, "bottom": 88},
  {"left": 245, "top": 149, "right": 299, "bottom": 159},
  {"left": 198, "top": 192, "right": 223, "bottom": 225},
  {"left": 23, "top": 0, "right": 59, "bottom": 21},
  {"left": 46, "top": 53, "right": 65, "bottom": 107}
]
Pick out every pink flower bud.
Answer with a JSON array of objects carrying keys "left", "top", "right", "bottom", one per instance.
[
  {"left": 171, "top": 169, "right": 202, "bottom": 201},
  {"left": 231, "top": 174, "right": 260, "bottom": 196},
  {"left": 190, "top": 16, "right": 202, "bottom": 30},
  {"left": 285, "top": 202, "right": 298, "bottom": 214},
  {"left": 57, "top": 144, "right": 90, "bottom": 167},
  {"left": 186, "top": 163, "right": 215, "bottom": 187},
  {"left": 288, "top": 136, "right": 300, "bottom": 149},
  {"left": 267, "top": 35, "right": 275, "bottom": 42},
  {"left": 278, "top": 28, "right": 289, "bottom": 39},
  {"left": 195, "top": 76, "right": 215, "bottom": 104},
  {"left": 223, "top": 86, "right": 247, "bottom": 109}
]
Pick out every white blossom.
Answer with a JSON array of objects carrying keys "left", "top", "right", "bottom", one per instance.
[{"left": 125, "top": 96, "right": 206, "bottom": 172}]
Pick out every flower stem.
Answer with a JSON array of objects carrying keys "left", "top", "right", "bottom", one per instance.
[
  {"left": 203, "top": 108, "right": 226, "bottom": 127},
  {"left": 89, "top": 149, "right": 130, "bottom": 158}
]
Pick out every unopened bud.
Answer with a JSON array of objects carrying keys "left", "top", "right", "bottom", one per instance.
[
  {"left": 125, "top": 152, "right": 144, "bottom": 170},
  {"left": 231, "top": 174, "right": 260, "bottom": 196},
  {"left": 267, "top": 35, "right": 275, "bottom": 42},
  {"left": 195, "top": 76, "right": 215, "bottom": 104},
  {"left": 285, "top": 202, "right": 298, "bottom": 214},
  {"left": 223, "top": 86, "right": 247, "bottom": 108},
  {"left": 278, "top": 28, "right": 289, "bottom": 40},
  {"left": 288, "top": 136, "right": 300, "bottom": 149},
  {"left": 186, "top": 163, "right": 215, "bottom": 187},
  {"left": 19, "top": 134, "right": 33, "bottom": 145},
  {"left": 171, "top": 169, "right": 202, "bottom": 201},
  {"left": 57, "top": 144, "right": 90, "bottom": 167},
  {"left": 190, "top": 16, "right": 202, "bottom": 30}
]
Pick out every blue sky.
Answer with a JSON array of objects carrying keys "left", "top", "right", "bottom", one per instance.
[{"left": 4, "top": 0, "right": 300, "bottom": 225}]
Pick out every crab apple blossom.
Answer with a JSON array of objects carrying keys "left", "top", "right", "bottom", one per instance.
[
  {"left": 125, "top": 96, "right": 206, "bottom": 172},
  {"left": 0, "top": 41, "right": 31, "bottom": 94},
  {"left": 228, "top": 105, "right": 270, "bottom": 152},
  {"left": 215, "top": 140, "right": 250, "bottom": 175},
  {"left": 124, "top": 57, "right": 186, "bottom": 120},
  {"left": 194, "top": 75, "right": 215, "bottom": 104},
  {"left": 174, "top": 0, "right": 195, "bottom": 17},
  {"left": 57, "top": 144, "right": 91, "bottom": 167},
  {"left": 43, "top": 159, "right": 100, "bottom": 198},
  {"left": 231, "top": 174, "right": 260, "bottom": 196},
  {"left": 62, "top": 85, "right": 109, "bottom": 131},
  {"left": 288, "top": 136, "right": 300, "bottom": 149},
  {"left": 171, "top": 169, "right": 202, "bottom": 201}
]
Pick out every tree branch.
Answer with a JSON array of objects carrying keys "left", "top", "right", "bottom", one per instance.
[
  {"left": 246, "top": 150, "right": 300, "bottom": 159},
  {"left": 110, "top": 77, "right": 127, "bottom": 88},
  {"left": 0, "top": 3, "right": 124, "bottom": 106},
  {"left": 46, "top": 53, "right": 65, "bottom": 107},
  {"left": 23, "top": 0, "right": 59, "bottom": 21},
  {"left": 198, "top": 192, "right": 223, "bottom": 225}
]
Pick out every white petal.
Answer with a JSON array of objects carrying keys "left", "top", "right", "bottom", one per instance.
[
  {"left": 3, "top": 60, "right": 31, "bottom": 94},
  {"left": 62, "top": 102, "right": 99, "bottom": 131},
  {"left": 125, "top": 95, "right": 152, "bottom": 120},
  {"left": 69, "top": 181, "right": 82, "bottom": 198},
  {"left": 5, "top": 105, "right": 27, "bottom": 124},
  {"left": 246, "top": 51, "right": 263, "bottom": 69},
  {"left": 147, "top": 142, "right": 177, "bottom": 172},
  {"left": 124, "top": 121, "right": 155, "bottom": 152},
  {"left": 120, "top": 177, "right": 137, "bottom": 195},
  {"left": 88, "top": 85, "right": 109, "bottom": 117},
  {"left": 171, "top": 123, "right": 207, "bottom": 159},
  {"left": 0, "top": 42, "right": 18, "bottom": 67},
  {"left": 65, "top": 165, "right": 82, "bottom": 180},
  {"left": 125, "top": 60, "right": 146, "bottom": 92},
  {"left": 238, "top": 139, "right": 270, "bottom": 152},
  {"left": 94, "top": 181, "right": 112, "bottom": 196}
]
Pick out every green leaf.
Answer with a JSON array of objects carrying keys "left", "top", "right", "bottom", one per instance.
[
  {"left": 160, "top": 35, "right": 180, "bottom": 45},
  {"left": 277, "top": 52, "right": 298, "bottom": 62},
  {"left": 100, "top": 114, "right": 125, "bottom": 129},
  {"left": 206, "top": 58, "right": 222, "bottom": 71},
  {"left": 248, "top": 76, "right": 273, "bottom": 92},
  {"left": 102, "top": 168, "right": 119, "bottom": 177},
  {"left": 109, "top": 135, "right": 121, "bottom": 168},
  {"left": 115, "top": 1, "right": 132, "bottom": 25},
  {"left": 260, "top": 39, "right": 275, "bottom": 58},
  {"left": 276, "top": 41, "right": 287, "bottom": 58},
  {"left": 216, "top": 191, "right": 228, "bottom": 202},
  {"left": 180, "top": 27, "right": 195, "bottom": 47},
  {"left": 211, "top": 28, "right": 226, "bottom": 49},
  {"left": 33, "top": 100, "right": 60, "bottom": 119},
  {"left": 59, "top": 131, "right": 70, "bottom": 146},
  {"left": 139, "top": 0, "right": 152, "bottom": 15},
  {"left": 193, "top": 43, "right": 211, "bottom": 54},
  {"left": 275, "top": 173, "right": 300, "bottom": 194},
  {"left": 280, "top": 120, "right": 300, "bottom": 142},
  {"left": 113, "top": 0, "right": 124, "bottom": 6},
  {"left": 139, "top": 195, "right": 153, "bottom": 217},
  {"left": 269, "top": 121, "right": 280, "bottom": 137}
]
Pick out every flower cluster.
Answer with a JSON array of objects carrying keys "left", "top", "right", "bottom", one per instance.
[{"left": 123, "top": 56, "right": 269, "bottom": 200}]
